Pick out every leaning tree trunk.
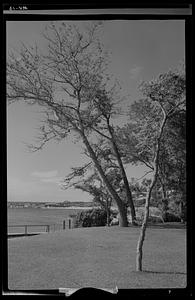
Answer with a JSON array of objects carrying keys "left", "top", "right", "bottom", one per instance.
[
  {"left": 136, "top": 110, "right": 168, "bottom": 271},
  {"left": 136, "top": 171, "right": 157, "bottom": 271},
  {"left": 106, "top": 120, "right": 136, "bottom": 224},
  {"left": 81, "top": 133, "right": 129, "bottom": 227}
]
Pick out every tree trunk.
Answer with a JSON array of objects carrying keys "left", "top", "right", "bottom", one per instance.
[
  {"left": 161, "top": 183, "right": 167, "bottom": 200},
  {"left": 179, "top": 184, "right": 186, "bottom": 223},
  {"left": 81, "top": 133, "right": 128, "bottom": 227},
  {"left": 136, "top": 109, "right": 167, "bottom": 272},
  {"left": 136, "top": 172, "right": 157, "bottom": 271},
  {"left": 107, "top": 121, "right": 136, "bottom": 224},
  {"left": 161, "top": 185, "right": 168, "bottom": 221},
  {"left": 179, "top": 201, "right": 186, "bottom": 223},
  {"left": 106, "top": 199, "right": 111, "bottom": 226}
]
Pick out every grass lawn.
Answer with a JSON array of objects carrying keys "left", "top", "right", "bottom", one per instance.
[{"left": 8, "top": 225, "right": 186, "bottom": 290}]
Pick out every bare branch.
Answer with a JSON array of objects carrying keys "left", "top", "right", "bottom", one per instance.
[
  {"left": 90, "top": 126, "right": 111, "bottom": 140},
  {"left": 133, "top": 170, "right": 154, "bottom": 183}
]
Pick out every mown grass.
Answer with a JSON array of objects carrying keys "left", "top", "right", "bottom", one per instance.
[{"left": 8, "top": 226, "right": 186, "bottom": 290}]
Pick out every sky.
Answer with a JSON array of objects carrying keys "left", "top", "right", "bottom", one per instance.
[{"left": 6, "top": 19, "right": 185, "bottom": 202}]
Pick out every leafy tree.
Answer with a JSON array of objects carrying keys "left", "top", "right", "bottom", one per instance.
[
  {"left": 117, "top": 102, "right": 186, "bottom": 219},
  {"left": 63, "top": 138, "right": 134, "bottom": 226},
  {"left": 136, "top": 70, "right": 185, "bottom": 271},
  {"left": 118, "top": 70, "right": 185, "bottom": 271},
  {"left": 87, "top": 89, "right": 137, "bottom": 223},
  {"left": 75, "top": 208, "right": 108, "bottom": 227},
  {"left": 7, "top": 21, "right": 135, "bottom": 227},
  {"left": 73, "top": 169, "right": 113, "bottom": 226},
  {"left": 158, "top": 110, "right": 186, "bottom": 221}
]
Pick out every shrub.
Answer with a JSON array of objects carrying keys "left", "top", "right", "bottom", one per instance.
[
  {"left": 75, "top": 208, "right": 108, "bottom": 227},
  {"left": 148, "top": 216, "right": 163, "bottom": 224},
  {"left": 133, "top": 206, "right": 164, "bottom": 224},
  {"left": 162, "top": 211, "right": 181, "bottom": 222}
]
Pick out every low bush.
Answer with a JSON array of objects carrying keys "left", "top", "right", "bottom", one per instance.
[
  {"left": 75, "top": 207, "right": 182, "bottom": 228},
  {"left": 75, "top": 208, "right": 108, "bottom": 227},
  {"left": 162, "top": 212, "right": 181, "bottom": 222},
  {"left": 148, "top": 215, "right": 163, "bottom": 224},
  {"left": 133, "top": 206, "right": 181, "bottom": 224}
]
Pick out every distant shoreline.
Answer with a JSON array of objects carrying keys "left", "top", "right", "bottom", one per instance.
[
  {"left": 41, "top": 206, "right": 94, "bottom": 210},
  {"left": 8, "top": 206, "right": 117, "bottom": 210},
  {"left": 8, "top": 206, "right": 98, "bottom": 210}
]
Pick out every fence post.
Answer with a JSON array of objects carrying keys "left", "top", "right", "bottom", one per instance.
[
  {"left": 69, "top": 214, "right": 76, "bottom": 228},
  {"left": 47, "top": 225, "right": 50, "bottom": 233},
  {"left": 69, "top": 219, "right": 71, "bottom": 229},
  {"left": 63, "top": 220, "right": 66, "bottom": 230},
  {"left": 25, "top": 225, "right": 28, "bottom": 236}
]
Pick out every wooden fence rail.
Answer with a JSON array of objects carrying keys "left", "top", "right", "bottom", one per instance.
[
  {"left": 8, "top": 218, "right": 75, "bottom": 237},
  {"left": 8, "top": 224, "right": 51, "bottom": 236}
]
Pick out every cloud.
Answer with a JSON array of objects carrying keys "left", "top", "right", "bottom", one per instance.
[
  {"left": 31, "top": 170, "right": 58, "bottom": 178},
  {"left": 7, "top": 175, "right": 64, "bottom": 202},
  {"left": 129, "top": 66, "right": 143, "bottom": 79},
  {"left": 31, "top": 170, "right": 62, "bottom": 184},
  {"left": 7, "top": 175, "right": 92, "bottom": 202},
  {"left": 7, "top": 176, "right": 47, "bottom": 200},
  {"left": 8, "top": 177, "right": 38, "bottom": 193},
  {"left": 41, "top": 177, "right": 62, "bottom": 184}
]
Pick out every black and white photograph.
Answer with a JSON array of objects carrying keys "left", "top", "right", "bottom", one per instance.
[{"left": 3, "top": 4, "right": 192, "bottom": 297}]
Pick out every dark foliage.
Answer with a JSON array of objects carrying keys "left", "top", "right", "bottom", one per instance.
[
  {"left": 75, "top": 208, "right": 109, "bottom": 227},
  {"left": 162, "top": 211, "right": 182, "bottom": 223}
]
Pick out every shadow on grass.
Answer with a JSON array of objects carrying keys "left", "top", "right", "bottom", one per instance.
[
  {"left": 129, "top": 222, "right": 186, "bottom": 229},
  {"left": 142, "top": 270, "right": 186, "bottom": 275},
  {"left": 8, "top": 233, "right": 40, "bottom": 238},
  {"left": 147, "top": 223, "right": 186, "bottom": 229}
]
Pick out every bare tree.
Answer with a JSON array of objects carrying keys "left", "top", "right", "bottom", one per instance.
[{"left": 7, "top": 21, "right": 135, "bottom": 227}]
